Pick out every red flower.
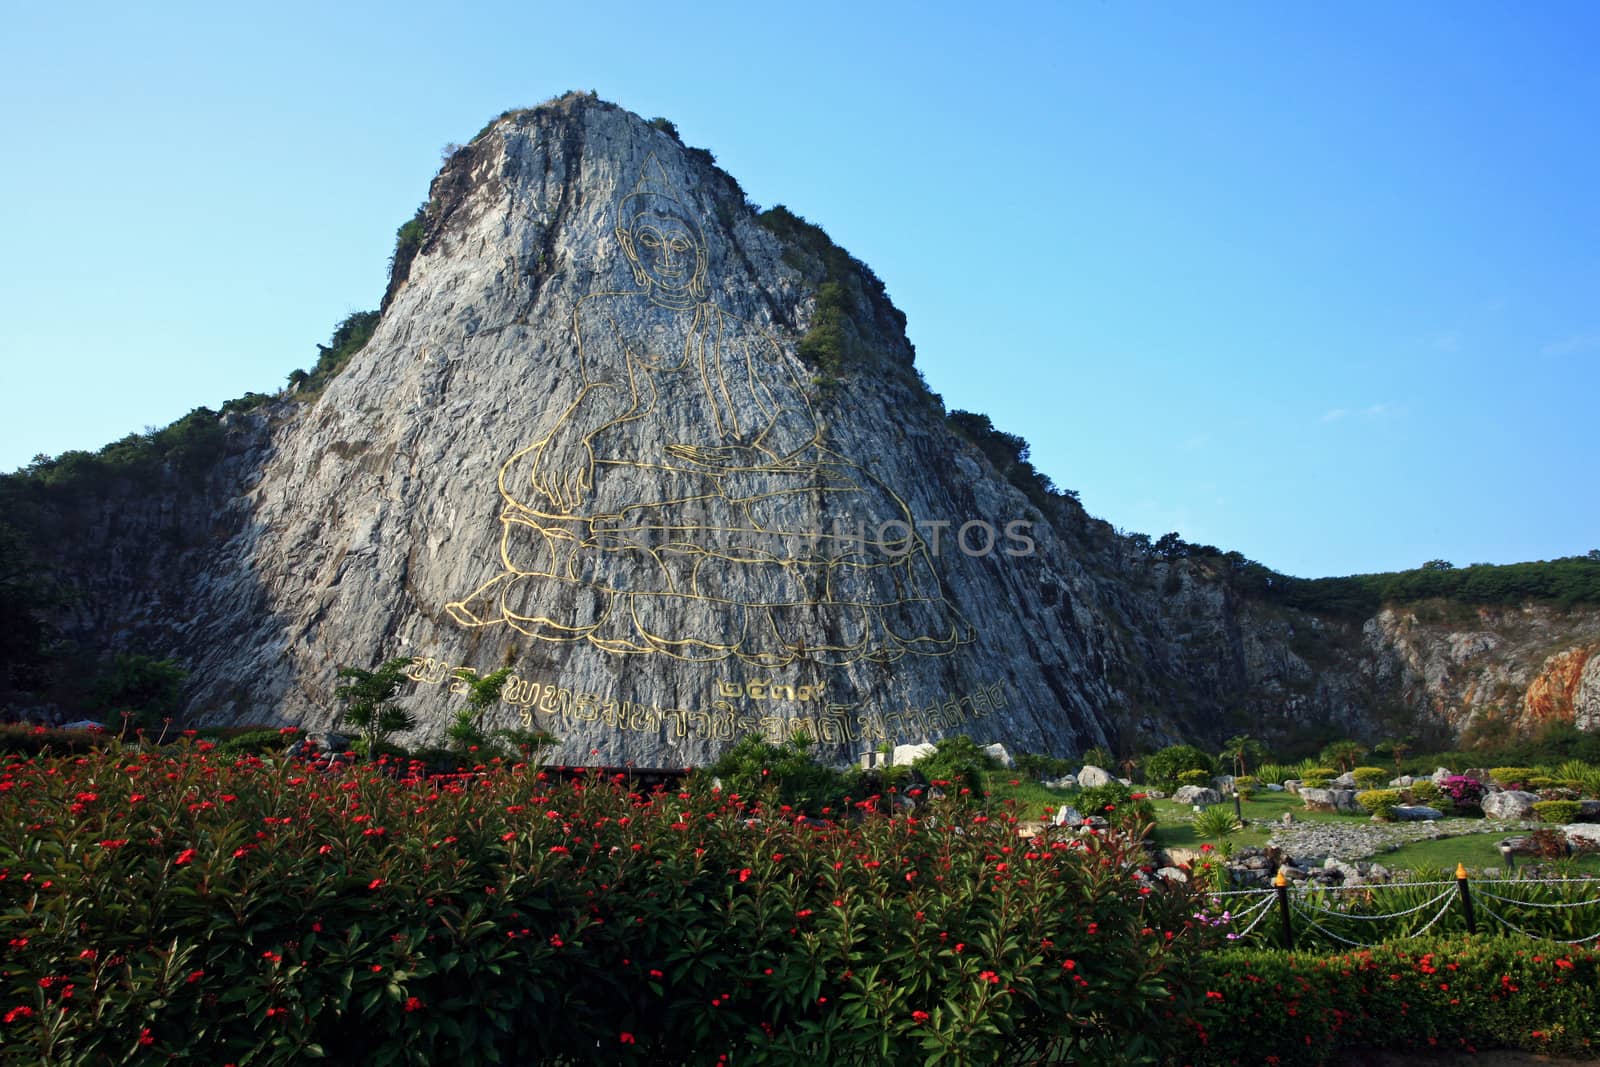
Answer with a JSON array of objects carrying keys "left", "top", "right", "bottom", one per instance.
[
  {"left": 174, "top": 849, "right": 198, "bottom": 866},
  {"left": 737, "top": 868, "right": 751, "bottom": 882},
  {"left": 368, "top": 878, "right": 384, "bottom": 890},
  {"left": 620, "top": 1032, "right": 636, "bottom": 1045},
  {"left": 404, "top": 997, "right": 424, "bottom": 1013},
  {"left": 138, "top": 1028, "right": 154, "bottom": 1046},
  {"left": 979, "top": 970, "right": 999, "bottom": 984},
  {"left": 98, "top": 839, "right": 128, "bottom": 850},
  {"left": 3, "top": 1005, "right": 33, "bottom": 1024},
  {"left": 911, "top": 1010, "right": 930, "bottom": 1023}
]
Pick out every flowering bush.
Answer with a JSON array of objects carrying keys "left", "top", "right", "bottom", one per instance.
[
  {"left": 0, "top": 741, "right": 1216, "bottom": 1065},
  {"left": 1185, "top": 938, "right": 1600, "bottom": 1064},
  {"left": 1440, "top": 775, "right": 1487, "bottom": 809}
]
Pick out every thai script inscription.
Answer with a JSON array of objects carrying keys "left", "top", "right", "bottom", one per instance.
[{"left": 403, "top": 656, "right": 1006, "bottom": 748}]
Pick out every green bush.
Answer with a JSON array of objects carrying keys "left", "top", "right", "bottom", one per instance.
[
  {"left": 1255, "top": 763, "right": 1295, "bottom": 785},
  {"left": 1302, "top": 766, "right": 1338, "bottom": 781},
  {"left": 1407, "top": 780, "right": 1444, "bottom": 806},
  {"left": 912, "top": 734, "right": 998, "bottom": 793},
  {"left": 705, "top": 733, "right": 852, "bottom": 815},
  {"left": 1300, "top": 778, "right": 1331, "bottom": 789},
  {"left": 1014, "top": 751, "right": 1073, "bottom": 780},
  {"left": 1073, "top": 781, "right": 1156, "bottom": 834},
  {"left": 1176, "top": 769, "right": 1211, "bottom": 787},
  {"left": 1233, "top": 775, "right": 1256, "bottom": 797},
  {"left": 1532, "top": 800, "right": 1582, "bottom": 824},
  {"left": 1491, "top": 766, "right": 1536, "bottom": 788},
  {"left": 1143, "top": 744, "right": 1216, "bottom": 788},
  {"left": 1351, "top": 766, "right": 1390, "bottom": 789},
  {"left": 216, "top": 728, "right": 291, "bottom": 757},
  {"left": 1192, "top": 804, "right": 1242, "bottom": 840},
  {"left": 1356, "top": 789, "right": 1402, "bottom": 819},
  {"left": 1189, "top": 938, "right": 1600, "bottom": 1064}
]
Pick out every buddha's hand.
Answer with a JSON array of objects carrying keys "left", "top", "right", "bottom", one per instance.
[
  {"left": 531, "top": 430, "right": 594, "bottom": 512},
  {"left": 664, "top": 444, "right": 776, "bottom": 471}
]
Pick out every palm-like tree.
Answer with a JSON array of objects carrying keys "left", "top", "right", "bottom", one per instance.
[
  {"left": 1218, "top": 734, "right": 1267, "bottom": 778},
  {"left": 335, "top": 658, "right": 417, "bottom": 760}
]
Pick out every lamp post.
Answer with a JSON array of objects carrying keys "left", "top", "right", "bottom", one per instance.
[{"left": 1498, "top": 840, "right": 1515, "bottom": 874}]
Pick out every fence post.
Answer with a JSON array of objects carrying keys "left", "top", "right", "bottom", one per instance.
[
  {"left": 1455, "top": 863, "right": 1477, "bottom": 935},
  {"left": 1274, "top": 868, "right": 1294, "bottom": 950}
]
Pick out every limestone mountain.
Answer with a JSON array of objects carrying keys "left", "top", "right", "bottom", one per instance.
[{"left": 5, "top": 93, "right": 1598, "bottom": 763}]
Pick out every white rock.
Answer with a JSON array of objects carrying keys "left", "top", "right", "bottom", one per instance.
[
  {"left": 983, "top": 743, "right": 1014, "bottom": 769},
  {"left": 893, "top": 743, "right": 938, "bottom": 767},
  {"left": 1076, "top": 765, "right": 1115, "bottom": 788},
  {"left": 1563, "top": 824, "right": 1600, "bottom": 848},
  {"left": 1053, "top": 804, "right": 1083, "bottom": 827},
  {"left": 1481, "top": 790, "right": 1539, "bottom": 821},
  {"left": 1173, "top": 785, "right": 1223, "bottom": 806},
  {"left": 1266, "top": 782, "right": 1286, "bottom": 792},
  {"left": 1154, "top": 866, "right": 1189, "bottom": 883},
  {"left": 1042, "top": 775, "right": 1077, "bottom": 790}
]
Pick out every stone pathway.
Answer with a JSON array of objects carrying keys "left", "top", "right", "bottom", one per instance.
[{"left": 1266, "top": 816, "right": 1540, "bottom": 864}]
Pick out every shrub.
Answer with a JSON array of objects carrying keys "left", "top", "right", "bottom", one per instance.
[
  {"left": 1190, "top": 938, "right": 1600, "bottom": 1064},
  {"left": 706, "top": 733, "right": 851, "bottom": 815},
  {"left": 1143, "top": 744, "right": 1216, "bottom": 788},
  {"left": 1078, "top": 744, "right": 1115, "bottom": 770},
  {"left": 1073, "top": 781, "right": 1156, "bottom": 834},
  {"left": 912, "top": 734, "right": 998, "bottom": 793},
  {"left": 216, "top": 728, "right": 291, "bottom": 757},
  {"left": 1440, "top": 775, "right": 1487, "bottom": 809},
  {"left": 1300, "top": 778, "right": 1331, "bottom": 790},
  {"left": 1192, "top": 804, "right": 1242, "bottom": 840},
  {"left": 1014, "top": 751, "right": 1074, "bottom": 780},
  {"left": 1491, "top": 766, "right": 1536, "bottom": 788},
  {"left": 0, "top": 741, "right": 1217, "bottom": 1065},
  {"left": 1356, "top": 789, "right": 1402, "bottom": 819},
  {"left": 1176, "top": 769, "right": 1211, "bottom": 787},
  {"left": 1526, "top": 827, "right": 1572, "bottom": 859},
  {"left": 1302, "top": 767, "right": 1338, "bottom": 782},
  {"left": 1351, "top": 766, "right": 1389, "bottom": 789},
  {"left": 1532, "top": 800, "right": 1582, "bottom": 824},
  {"left": 1255, "top": 763, "right": 1295, "bottom": 785},
  {"left": 1233, "top": 775, "right": 1256, "bottom": 797},
  {"left": 1407, "top": 780, "right": 1443, "bottom": 806}
]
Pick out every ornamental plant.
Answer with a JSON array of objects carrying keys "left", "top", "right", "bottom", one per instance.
[
  {"left": 1143, "top": 745, "right": 1216, "bottom": 789},
  {"left": 1531, "top": 800, "right": 1582, "bottom": 824},
  {"left": 1356, "top": 789, "right": 1402, "bottom": 820},
  {"left": 1440, "top": 775, "right": 1487, "bottom": 810},
  {"left": 0, "top": 740, "right": 1218, "bottom": 1065},
  {"left": 1491, "top": 767, "right": 1537, "bottom": 789},
  {"left": 1351, "top": 766, "right": 1390, "bottom": 790},
  {"left": 1187, "top": 938, "right": 1600, "bottom": 1064}
]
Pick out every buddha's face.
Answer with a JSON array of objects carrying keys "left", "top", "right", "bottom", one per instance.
[{"left": 628, "top": 211, "right": 701, "bottom": 292}]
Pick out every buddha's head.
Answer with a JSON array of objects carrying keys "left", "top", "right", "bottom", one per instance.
[{"left": 616, "top": 157, "right": 708, "bottom": 302}]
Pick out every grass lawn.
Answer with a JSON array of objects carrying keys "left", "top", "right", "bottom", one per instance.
[{"left": 1376, "top": 833, "right": 1600, "bottom": 876}]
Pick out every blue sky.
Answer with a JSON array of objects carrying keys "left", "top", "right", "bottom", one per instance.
[{"left": 3, "top": 1, "right": 1596, "bottom": 578}]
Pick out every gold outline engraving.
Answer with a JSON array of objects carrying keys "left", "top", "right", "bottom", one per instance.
[{"left": 447, "top": 156, "right": 974, "bottom": 667}]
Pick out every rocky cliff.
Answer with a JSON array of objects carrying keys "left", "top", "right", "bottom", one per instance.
[{"left": 7, "top": 94, "right": 1599, "bottom": 762}]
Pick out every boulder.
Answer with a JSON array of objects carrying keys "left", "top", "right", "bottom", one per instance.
[
  {"left": 1300, "top": 788, "right": 1360, "bottom": 814},
  {"left": 892, "top": 742, "right": 937, "bottom": 767},
  {"left": 983, "top": 743, "right": 1014, "bottom": 769},
  {"left": 1331, "top": 772, "right": 1357, "bottom": 788},
  {"left": 1142, "top": 788, "right": 1168, "bottom": 800},
  {"left": 1173, "top": 785, "right": 1223, "bottom": 806},
  {"left": 1481, "top": 790, "right": 1539, "bottom": 821},
  {"left": 1266, "top": 782, "right": 1286, "bottom": 792},
  {"left": 1391, "top": 805, "right": 1444, "bottom": 821},
  {"left": 1389, "top": 775, "right": 1414, "bottom": 788},
  {"left": 1052, "top": 804, "right": 1083, "bottom": 827},
  {"left": 1564, "top": 824, "right": 1600, "bottom": 849},
  {"left": 1154, "top": 867, "right": 1189, "bottom": 883},
  {"left": 1431, "top": 767, "right": 1454, "bottom": 784},
  {"left": 1212, "top": 775, "right": 1236, "bottom": 792},
  {"left": 1283, "top": 779, "right": 1303, "bottom": 795},
  {"left": 1076, "top": 765, "right": 1115, "bottom": 788},
  {"left": 1579, "top": 800, "right": 1600, "bottom": 821},
  {"left": 1042, "top": 774, "right": 1077, "bottom": 790}
]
